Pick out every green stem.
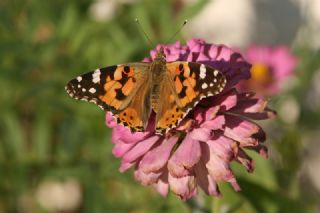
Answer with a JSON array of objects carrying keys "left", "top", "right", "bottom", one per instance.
[{"left": 212, "top": 196, "right": 221, "bottom": 213}]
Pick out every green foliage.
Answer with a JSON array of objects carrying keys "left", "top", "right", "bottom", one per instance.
[{"left": 0, "top": 0, "right": 319, "bottom": 212}]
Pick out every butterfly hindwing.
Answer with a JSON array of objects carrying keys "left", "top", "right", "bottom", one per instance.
[
  {"left": 155, "top": 75, "right": 186, "bottom": 134},
  {"left": 112, "top": 77, "right": 152, "bottom": 132}
]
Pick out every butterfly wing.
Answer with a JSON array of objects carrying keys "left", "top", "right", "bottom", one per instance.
[
  {"left": 155, "top": 62, "right": 226, "bottom": 134},
  {"left": 65, "top": 63, "right": 152, "bottom": 131}
]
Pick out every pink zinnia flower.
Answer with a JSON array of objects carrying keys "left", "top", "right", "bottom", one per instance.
[
  {"left": 238, "top": 45, "right": 297, "bottom": 96},
  {"left": 105, "top": 39, "right": 275, "bottom": 200}
]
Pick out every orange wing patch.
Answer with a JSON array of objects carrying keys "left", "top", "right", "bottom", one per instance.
[
  {"left": 99, "top": 65, "right": 137, "bottom": 110},
  {"left": 155, "top": 74, "right": 187, "bottom": 134},
  {"left": 113, "top": 107, "right": 144, "bottom": 131},
  {"left": 167, "top": 62, "right": 200, "bottom": 108},
  {"left": 156, "top": 105, "right": 184, "bottom": 133},
  {"left": 99, "top": 81, "right": 122, "bottom": 108}
]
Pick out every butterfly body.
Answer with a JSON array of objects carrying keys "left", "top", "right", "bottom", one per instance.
[{"left": 66, "top": 47, "right": 226, "bottom": 134}]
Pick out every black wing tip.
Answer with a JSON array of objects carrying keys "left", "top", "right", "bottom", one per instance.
[{"left": 65, "top": 79, "right": 77, "bottom": 99}]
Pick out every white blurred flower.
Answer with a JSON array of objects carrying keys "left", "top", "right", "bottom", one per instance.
[
  {"left": 302, "top": 132, "right": 320, "bottom": 192},
  {"left": 293, "top": 0, "right": 320, "bottom": 49},
  {"left": 185, "top": 0, "right": 256, "bottom": 48},
  {"left": 89, "top": 0, "right": 136, "bottom": 22},
  {"left": 278, "top": 95, "right": 300, "bottom": 124},
  {"left": 35, "top": 178, "right": 82, "bottom": 212}
]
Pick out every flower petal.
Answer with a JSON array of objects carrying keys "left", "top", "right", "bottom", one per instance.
[
  {"left": 122, "top": 136, "right": 160, "bottom": 163},
  {"left": 119, "top": 161, "right": 135, "bottom": 173},
  {"left": 207, "top": 135, "right": 235, "bottom": 161},
  {"left": 212, "top": 89, "right": 238, "bottom": 111},
  {"left": 139, "top": 136, "right": 178, "bottom": 173},
  {"left": 204, "top": 141, "right": 240, "bottom": 191},
  {"left": 112, "top": 140, "right": 136, "bottom": 157},
  {"left": 224, "top": 115, "right": 264, "bottom": 146},
  {"left": 194, "top": 157, "right": 221, "bottom": 196},
  {"left": 134, "top": 169, "right": 162, "bottom": 185},
  {"left": 153, "top": 170, "right": 169, "bottom": 197},
  {"left": 235, "top": 149, "right": 255, "bottom": 172},
  {"left": 168, "top": 173, "right": 197, "bottom": 200},
  {"left": 112, "top": 125, "right": 147, "bottom": 144},
  {"left": 105, "top": 112, "right": 117, "bottom": 128},
  {"left": 232, "top": 95, "right": 268, "bottom": 113},
  {"left": 168, "top": 135, "right": 201, "bottom": 177},
  {"left": 201, "top": 115, "right": 225, "bottom": 130},
  {"left": 204, "top": 106, "right": 220, "bottom": 121},
  {"left": 189, "top": 127, "right": 211, "bottom": 142}
]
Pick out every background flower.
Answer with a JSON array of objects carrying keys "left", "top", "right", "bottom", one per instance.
[
  {"left": 107, "top": 39, "right": 275, "bottom": 200},
  {"left": 237, "top": 46, "right": 297, "bottom": 96}
]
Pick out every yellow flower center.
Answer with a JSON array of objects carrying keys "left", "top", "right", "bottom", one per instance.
[
  {"left": 251, "top": 63, "right": 270, "bottom": 82},
  {"left": 248, "top": 63, "right": 273, "bottom": 89}
]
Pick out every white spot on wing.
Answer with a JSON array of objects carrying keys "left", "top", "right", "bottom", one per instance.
[
  {"left": 89, "top": 99, "right": 97, "bottom": 104},
  {"left": 214, "top": 70, "right": 219, "bottom": 76},
  {"left": 201, "top": 83, "right": 208, "bottom": 89},
  {"left": 77, "top": 76, "right": 82, "bottom": 82},
  {"left": 92, "top": 69, "right": 101, "bottom": 84},
  {"left": 89, "top": 88, "right": 96, "bottom": 94},
  {"left": 209, "top": 83, "right": 213, "bottom": 87},
  {"left": 199, "top": 64, "right": 206, "bottom": 79},
  {"left": 82, "top": 88, "right": 86, "bottom": 92}
]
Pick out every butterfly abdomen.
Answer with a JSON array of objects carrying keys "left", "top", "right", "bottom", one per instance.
[{"left": 151, "top": 84, "right": 160, "bottom": 112}]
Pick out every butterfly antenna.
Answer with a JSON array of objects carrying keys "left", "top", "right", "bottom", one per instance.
[
  {"left": 135, "top": 18, "right": 154, "bottom": 47},
  {"left": 165, "top": 19, "right": 188, "bottom": 43}
]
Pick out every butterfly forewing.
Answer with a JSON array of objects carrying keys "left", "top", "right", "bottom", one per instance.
[{"left": 65, "top": 63, "right": 150, "bottom": 114}]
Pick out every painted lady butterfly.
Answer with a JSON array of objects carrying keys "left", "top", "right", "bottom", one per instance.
[{"left": 65, "top": 47, "right": 226, "bottom": 134}]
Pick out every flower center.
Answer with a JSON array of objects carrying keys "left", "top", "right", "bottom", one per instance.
[{"left": 248, "top": 63, "right": 273, "bottom": 88}]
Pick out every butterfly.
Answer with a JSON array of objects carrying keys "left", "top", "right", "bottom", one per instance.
[{"left": 65, "top": 47, "right": 226, "bottom": 135}]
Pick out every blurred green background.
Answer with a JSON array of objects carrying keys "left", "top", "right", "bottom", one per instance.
[{"left": 1, "top": 0, "right": 320, "bottom": 212}]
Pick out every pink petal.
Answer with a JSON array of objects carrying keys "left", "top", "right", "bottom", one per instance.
[
  {"left": 247, "top": 144, "right": 268, "bottom": 158},
  {"left": 112, "top": 140, "right": 136, "bottom": 157},
  {"left": 168, "top": 135, "right": 201, "bottom": 177},
  {"left": 224, "top": 115, "right": 263, "bottom": 146},
  {"left": 139, "top": 136, "right": 178, "bottom": 173},
  {"left": 122, "top": 136, "right": 160, "bottom": 163},
  {"left": 189, "top": 128, "right": 211, "bottom": 142},
  {"left": 153, "top": 180, "right": 169, "bottom": 197},
  {"left": 213, "top": 89, "right": 238, "bottom": 111},
  {"left": 153, "top": 170, "right": 169, "bottom": 197},
  {"left": 204, "top": 106, "right": 220, "bottom": 120},
  {"left": 105, "top": 112, "right": 117, "bottom": 128},
  {"left": 193, "top": 107, "right": 206, "bottom": 124},
  {"left": 235, "top": 149, "right": 255, "bottom": 172},
  {"left": 134, "top": 169, "right": 162, "bottom": 185},
  {"left": 119, "top": 161, "right": 135, "bottom": 172},
  {"left": 112, "top": 125, "right": 147, "bottom": 144},
  {"left": 194, "top": 156, "right": 221, "bottom": 196},
  {"left": 204, "top": 142, "right": 240, "bottom": 190},
  {"left": 236, "top": 110, "right": 277, "bottom": 120},
  {"left": 201, "top": 115, "right": 225, "bottom": 130},
  {"left": 232, "top": 97, "right": 268, "bottom": 113},
  {"left": 207, "top": 136, "right": 234, "bottom": 161},
  {"left": 168, "top": 173, "right": 197, "bottom": 200}
]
